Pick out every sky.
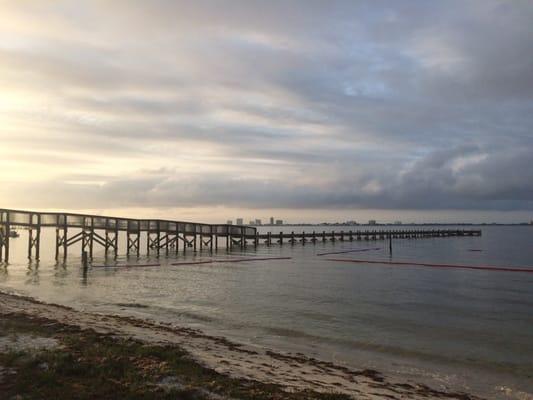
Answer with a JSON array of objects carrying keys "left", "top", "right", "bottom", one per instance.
[{"left": 1, "top": 0, "right": 532, "bottom": 224}]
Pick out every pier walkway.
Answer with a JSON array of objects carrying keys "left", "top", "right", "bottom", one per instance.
[{"left": 0, "top": 208, "right": 481, "bottom": 263}]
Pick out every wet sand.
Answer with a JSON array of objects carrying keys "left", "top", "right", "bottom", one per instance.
[{"left": 0, "top": 290, "right": 481, "bottom": 400}]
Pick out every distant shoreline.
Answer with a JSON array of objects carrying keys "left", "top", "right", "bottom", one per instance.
[{"left": 253, "top": 223, "right": 532, "bottom": 227}]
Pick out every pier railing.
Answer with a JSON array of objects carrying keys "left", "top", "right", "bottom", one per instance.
[
  {"left": 0, "top": 208, "right": 481, "bottom": 263},
  {"left": 0, "top": 208, "right": 255, "bottom": 262}
]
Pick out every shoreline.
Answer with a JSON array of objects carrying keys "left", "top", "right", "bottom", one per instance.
[{"left": 0, "top": 290, "right": 481, "bottom": 399}]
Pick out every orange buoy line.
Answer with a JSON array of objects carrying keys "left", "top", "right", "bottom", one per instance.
[
  {"left": 91, "top": 263, "right": 161, "bottom": 268},
  {"left": 316, "top": 247, "right": 381, "bottom": 256},
  {"left": 324, "top": 258, "right": 533, "bottom": 274},
  {"left": 171, "top": 256, "right": 291, "bottom": 266}
]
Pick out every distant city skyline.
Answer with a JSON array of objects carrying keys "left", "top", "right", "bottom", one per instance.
[{"left": 0, "top": 2, "right": 532, "bottom": 223}]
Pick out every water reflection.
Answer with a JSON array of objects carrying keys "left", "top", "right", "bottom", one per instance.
[
  {"left": 0, "top": 264, "right": 8, "bottom": 280},
  {"left": 25, "top": 261, "right": 40, "bottom": 285},
  {"left": 0, "top": 226, "right": 532, "bottom": 399}
]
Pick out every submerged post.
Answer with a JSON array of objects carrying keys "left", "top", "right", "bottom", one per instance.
[{"left": 82, "top": 250, "right": 88, "bottom": 269}]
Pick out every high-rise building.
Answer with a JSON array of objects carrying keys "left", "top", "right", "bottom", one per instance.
[
  {"left": 255, "top": 219, "right": 262, "bottom": 225},
  {"left": 249, "top": 220, "right": 255, "bottom": 225},
  {"left": 236, "top": 218, "right": 243, "bottom": 225},
  {"left": 226, "top": 220, "right": 233, "bottom": 225},
  {"left": 275, "top": 219, "right": 283, "bottom": 225},
  {"left": 368, "top": 220, "right": 377, "bottom": 225},
  {"left": 270, "top": 217, "right": 274, "bottom": 225}
]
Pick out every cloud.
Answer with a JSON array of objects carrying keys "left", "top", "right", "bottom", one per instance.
[{"left": 0, "top": 1, "right": 532, "bottom": 217}]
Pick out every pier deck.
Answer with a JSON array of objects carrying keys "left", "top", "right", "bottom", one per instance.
[{"left": 0, "top": 208, "right": 481, "bottom": 263}]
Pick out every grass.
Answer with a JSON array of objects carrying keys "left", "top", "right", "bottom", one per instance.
[{"left": 0, "top": 313, "right": 351, "bottom": 400}]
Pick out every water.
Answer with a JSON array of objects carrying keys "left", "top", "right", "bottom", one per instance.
[{"left": 1, "top": 225, "right": 532, "bottom": 399}]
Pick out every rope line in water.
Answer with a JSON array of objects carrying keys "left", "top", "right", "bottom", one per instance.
[
  {"left": 92, "top": 263, "right": 161, "bottom": 268},
  {"left": 324, "top": 258, "right": 533, "bottom": 273},
  {"left": 171, "top": 256, "right": 292, "bottom": 266},
  {"left": 316, "top": 247, "right": 381, "bottom": 256},
  {"left": 92, "top": 257, "right": 291, "bottom": 268}
]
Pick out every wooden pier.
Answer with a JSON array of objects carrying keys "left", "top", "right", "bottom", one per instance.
[
  {"left": 0, "top": 208, "right": 481, "bottom": 263},
  {"left": 0, "top": 208, "right": 255, "bottom": 263},
  {"left": 256, "top": 229, "right": 481, "bottom": 246}
]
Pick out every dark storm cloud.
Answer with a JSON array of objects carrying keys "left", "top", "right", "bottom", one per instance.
[{"left": 1, "top": 1, "right": 532, "bottom": 213}]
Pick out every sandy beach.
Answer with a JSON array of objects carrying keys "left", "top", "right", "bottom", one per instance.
[{"left": 0, "top": 290, "right": 482, "bottom": 400}]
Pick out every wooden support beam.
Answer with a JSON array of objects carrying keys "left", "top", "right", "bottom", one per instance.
[
  {"left": 89, "top": 218, "right": 94, "bottom": 259},
  {"left": 176, "top": 227, "right": 180, "bottom": 255},
  {"left": 26, "top": 217, "right": 40, "bottom": 261},
  {"left": 25, "top": 213, "right": 39, "bottom": 260},
  {"left": 103, "top": 229, "right": 118, "bottom": 258},
  {"left": 0, "top": 211, "right": 10, "bottom": 263},
  {"left": 105, "top": 230, "right": 110, "bottom": 257},
  {"left": 114, "top": 229, "right": 119, "bottom": 257},
  {"left": 0, "top": 212, "right": 8, "bottom": 263},
  {"left": 81, "top": 227, "right": 94, "bottom": 259},
  {"left": 0, "top": 226, "right": 5, "bottom": 263},
  {"left": 55, "top": 222, "right": 68, "bottom": 260},
  {"left": 127, "top": 231, "right": 136, "bottom": 256},
  {"left": 156, "top": 222, "right": 161, "bottom": 257}
]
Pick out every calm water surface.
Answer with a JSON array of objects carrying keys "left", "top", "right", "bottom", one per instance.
[{"left": 1, "top": 225, "right": 532, "bottom": 399}]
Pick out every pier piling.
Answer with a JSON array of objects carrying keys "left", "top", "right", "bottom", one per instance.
[{"left": 0, "top": 208, "right": 481, "bottom": 264}]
